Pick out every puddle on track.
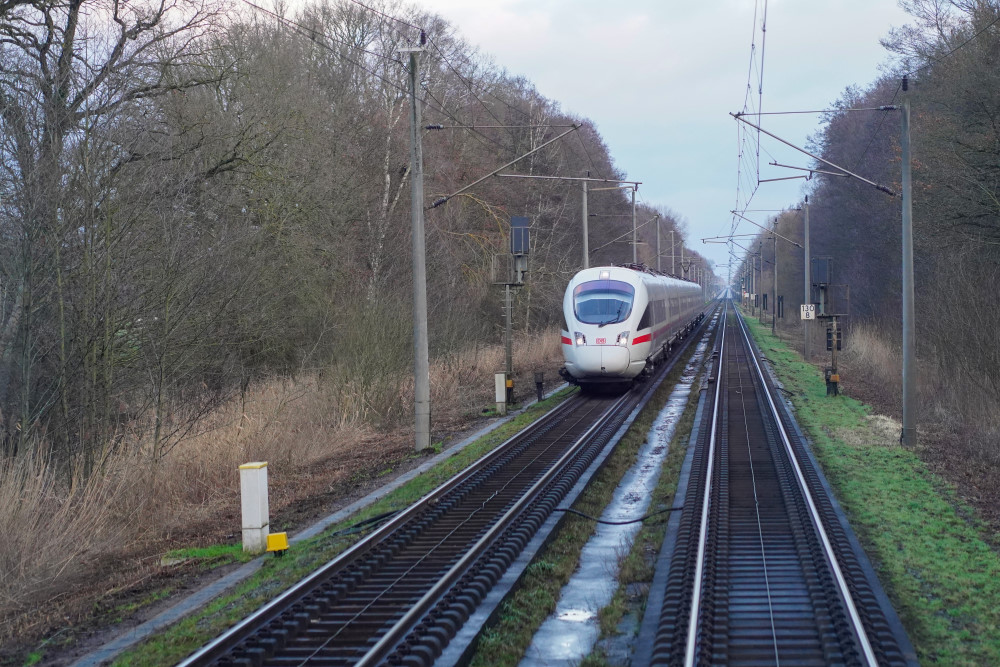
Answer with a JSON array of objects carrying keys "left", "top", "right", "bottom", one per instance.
[{"left": 518, "top": 330, "right": 713, "bottom": 666}]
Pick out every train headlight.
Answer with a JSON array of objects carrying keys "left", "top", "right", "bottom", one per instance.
[
  {"left": 616, "top": 331, "right": 630, "bottom": 346},
  {"left": 574, "top": 331, "right": 586, "bottom": 346}
]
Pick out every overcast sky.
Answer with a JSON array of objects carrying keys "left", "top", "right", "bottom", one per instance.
[{"left": 410, "top": 0, "right": 913, "bottom": 271}]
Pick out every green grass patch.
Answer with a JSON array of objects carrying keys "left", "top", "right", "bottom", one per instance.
[
  {"left": 468, "top": 340, "right": 710, "bottom": 667},
  {"left": 109, "top": 388, "right": 576, "bottom": 666},
  {"left": 103, "top": 589, "right": 174, "bottom": 623},
  {"left": 162, "top": 544, "right": 254, "bottom": 568},
  {"left": 740, "top": 312, "right": 1000, "bottom": 666}
]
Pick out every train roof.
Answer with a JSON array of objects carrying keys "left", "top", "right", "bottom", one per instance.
[{"left": 569, "top": 264, "right": 700, "bottom": 287}]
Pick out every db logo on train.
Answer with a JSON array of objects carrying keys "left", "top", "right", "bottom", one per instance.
[{"left": 596, "top": 337, "right": 607, "bottom": 345}]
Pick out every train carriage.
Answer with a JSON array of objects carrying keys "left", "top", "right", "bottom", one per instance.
[{"left": 560, "top": 265, "right": 704, "bottom": 388}]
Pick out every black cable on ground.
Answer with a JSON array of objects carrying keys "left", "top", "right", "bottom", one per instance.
[
  {"left": 553, "top": 505, "right": 683, "bottom": 526},
  {"left": 328, "top": 509, "right": 401, "bottom": 537}
]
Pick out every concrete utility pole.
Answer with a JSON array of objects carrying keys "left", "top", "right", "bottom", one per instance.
[
  {"left": 758, "top": 243, "right": 764, "bottom": 323},
  {"left": 803, "top": 196, "right": 811, "bottom": 360},
  {"left": 505, "top": 284, "right": 513, "bottom": 380},
  {"left": 901, "top": 94, "right": 916, "bottom": 447},
  {"left": 743, "top": 262, "right": 753, "bottom": 308},
  {"left": 747, "top": 260, "right": 751, "bottom": 310},
  {"left": 671, "top": 230, "right": 676, "bottom": 275},
  {"left": 582, "top": 180, "right": 589, "bottom": 269},
  {"left": 404, "top": 42, "right": 430, "bottom": 451},
  {"left": 772, "top": 227, "right": 778, "bottom": 334},
  {"left": 631, "top": 187, "right": 637, "bottom": 264},
  {"left": 656, "top": 216, "right": 661, "bottom": 272}
]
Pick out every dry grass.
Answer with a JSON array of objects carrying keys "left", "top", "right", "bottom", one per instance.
[
  {"left": 0, "top": 449, "right": 142, "bottom": 612},
  {"left": 841, "top": 323, "right": 901, "bottom": 387},
  {"left": 0, "top": 328, "right": 565, "bottom": 650},
  {"left": 840, "top": 321, "right": 1000, "bottom": 464},
  {"left": 836, "top": 414, "right": 904, "bottom": 449},
  {"left": 428, "top": 333, "right": 563, "bottom": 424}
]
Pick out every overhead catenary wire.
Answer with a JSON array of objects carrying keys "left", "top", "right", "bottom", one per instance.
[
  {"left": 733, "top": 112, "right": 897, "bottom": 196},
  {"left": 755, "top": 0, "right": 768, "bottom": 186},
  {"left": 240, "top": 0, "right": 514, "bottom": 155},
  {"left": 337, "top": 0, "right": 598, "bottom": 161},
  {"left": 241, "top": 0, "right": 405, "bottom": 66},
  {"left": 341, "top": 0, "right": 424, "bottom": 51},
  {"left": 733, "top": 0, "right": 767, "bottom": 235},
  {"left": 852, "top": 12, "right": 1000, "bottom": 169},
  {"left": 428, "top": 124, "right": 581, "bottom": 209},
  {"left": 426, "top": 124, "right": 578, "bottom": 130},
  {"left": 298, "top": 0, "right": 546, "bottom": 154},
  {"left": 418, "top": 83, "right": 510, "bottom": 151},
  {"left": 589, "top": 214, "right": 661, "bottom": 254},
  {"left": 241, "top": 0, "right": 603, "bottom": 232},
  {"left": 343, "top": 0, "right": 422, "bottom": 32},
  {"left": 751, "top": 107, "right": 899, "bottom": 115},
  {"left": 425, "top": 36, "right": 514, "bottom": 139},
  {"left": 424, "top": 25, "right": 568, "bottom": 146}
]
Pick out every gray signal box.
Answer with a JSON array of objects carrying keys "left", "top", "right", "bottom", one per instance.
[
  {"left": 811, "top": 256, "right": 832, "bottom": 286},
  {"left": 510, "top": 216, "right": 529, "bottom": 285},
  {"left": 510, "top": 216, "right": 530, "bottom": 255}
]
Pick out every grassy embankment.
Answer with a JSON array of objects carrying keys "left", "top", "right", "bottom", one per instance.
[
  {"left": 737, "top": 312, "right": 1000, "bottom": 665},
  {"left": 3, "top": 331, "right": 564, "bottom": 664},
  {"left": 108, "top": 387, "right": 575, "bottom": 666}
]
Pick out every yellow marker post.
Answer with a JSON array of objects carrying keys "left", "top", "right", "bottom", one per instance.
[{"left": 267, "top": 532, "right": 289, "bottom": 557}]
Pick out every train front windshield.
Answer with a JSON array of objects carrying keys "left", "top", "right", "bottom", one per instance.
[{"left": 573, "top": 280, "right": 635, "bottom": 325}]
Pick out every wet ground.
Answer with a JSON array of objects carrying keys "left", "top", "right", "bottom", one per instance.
[{"left": 519, "top": 335, "right": 711, "bottom": 666}]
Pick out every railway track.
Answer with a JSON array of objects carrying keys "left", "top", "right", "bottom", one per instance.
[
  {"left": 639, "top": 300, "right": 916, "bottom": 665},
  {"left": 178, "top": 309, "right": 716, "bottom": 667}
]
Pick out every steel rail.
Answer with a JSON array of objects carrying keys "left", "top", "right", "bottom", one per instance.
[
  {"left": 733, "top": 335, "right": 781, "bottom": 664},
  {"left": 683, "top": 304, "right": 727, "bottom": 666},
  {"left": 732, "top": 305, "right": 879, "bottom": 666},
  {"left": 355, "top": 392, "right": 634, "bottom": 666}
]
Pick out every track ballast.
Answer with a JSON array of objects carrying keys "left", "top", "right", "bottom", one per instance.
[{"left": 641, "top": 301, "right": 916, "bottom": 666}]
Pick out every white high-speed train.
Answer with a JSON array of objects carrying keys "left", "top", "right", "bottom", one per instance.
[{"left": 559, "top": 265, "right": 704, "bottom": 387}]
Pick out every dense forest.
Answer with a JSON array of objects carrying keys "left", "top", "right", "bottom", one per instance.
[
  {"left": 7, "top": 0, "right": 998, "bottom": 652},
  {"left": 737, "top": 0, "right": 999, "bottom": 460},
  {"left": 0, "top": 0, "right": 711, "bottom": 467}
]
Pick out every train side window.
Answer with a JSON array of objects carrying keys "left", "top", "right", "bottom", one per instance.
[{"left": 638, "top": 305, "right": 651, "bottom": 330}]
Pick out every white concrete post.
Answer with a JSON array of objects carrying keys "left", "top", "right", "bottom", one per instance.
[
  {"left": 239, "top": 461, "right": 269, "bottom": 553},
  {"left": 495, "top": 372, "right": 507, "bottom": 416}
]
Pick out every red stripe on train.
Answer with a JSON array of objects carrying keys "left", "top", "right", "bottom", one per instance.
[
  {"left": 632, "top": 333, "right": 652, "bottom": 345},
  {"left": 561, "top": 336, "right": 573, "bottom": 345}
]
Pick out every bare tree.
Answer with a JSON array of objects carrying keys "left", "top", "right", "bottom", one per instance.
[{"left": 0, "top": 0, "right": 225, "bottom": 455}]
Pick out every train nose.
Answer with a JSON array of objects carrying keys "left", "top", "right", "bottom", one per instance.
[{"left": 573, "top": 345, "right": 630, "bottom": 376}]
